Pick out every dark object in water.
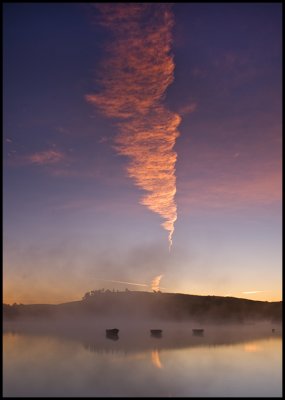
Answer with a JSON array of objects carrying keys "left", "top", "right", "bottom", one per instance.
[
  {"left": 106, "top": 333, "right": 119, "bottom": 341},
  {"left": 272, "top": 328, "right": 275, "bottom": 333},
  {"left": 192, "top": 329, "right": 204, "bottom": 336},
  {"left": 106, "top": 328, "right": 119, "bottom": 340},
  {"left": 106, "top": 328, "right": 119, "bottom": 335},
  {"left": 150, "top": 329, "right": 162, "bottom": 337}
]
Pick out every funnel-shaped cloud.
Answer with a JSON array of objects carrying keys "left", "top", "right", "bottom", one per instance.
[{"left": 86, "top": 4, "right": 181, "bottom": 248}]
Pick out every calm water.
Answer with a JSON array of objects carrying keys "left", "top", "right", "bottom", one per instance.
[{"left": 3, "top": 321, "right": 282, "bottom": 397}]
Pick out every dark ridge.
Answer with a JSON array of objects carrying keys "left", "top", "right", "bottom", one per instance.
[{"left": 3, "top": 291, "right": 282, "bottom": 322}]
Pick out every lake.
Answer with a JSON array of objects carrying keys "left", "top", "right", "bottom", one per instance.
[{"left": 3, "top": 320, "right": 282, "bottom": 397}]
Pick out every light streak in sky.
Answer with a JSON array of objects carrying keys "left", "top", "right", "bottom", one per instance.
[
  {"left": 98, "top": 278, "right": 148, "bottom": 287},
  {"left": 242, "top": 291, "right": 265, "bottom": 294},
  {"left": 86, "top": 4, "right": 181, "bottom": 249},
  {"left": 99, "top": 276, "right": 165, "bottom": 291}
]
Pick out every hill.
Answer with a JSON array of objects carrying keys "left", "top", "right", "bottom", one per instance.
[{"left": 3, "top": 291, "right": 282, "bottom": 323}]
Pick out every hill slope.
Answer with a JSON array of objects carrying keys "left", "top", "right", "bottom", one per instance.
[{"left": 3, "top": 291, "right": 282, "bottom": 322}]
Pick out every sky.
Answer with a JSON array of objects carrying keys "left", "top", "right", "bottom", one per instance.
[{"left": 3, "top": 3, "right": 282, "bottom": 304}]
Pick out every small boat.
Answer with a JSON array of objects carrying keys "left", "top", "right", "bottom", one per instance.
[
  {"left": 150, "top": 329, "right": 162, "bottom": 337},
  {"left": 192, "top": 328, "right": 204, "bottom": 336},
  {"left": 106, "top": 333, "right": 119, "bottom": 341},
  {"left": 106, "top": 328, "right": 119, "bottom": 336},
  {"left": 272, "top": 328, "right": 276, "bottom": 333}
]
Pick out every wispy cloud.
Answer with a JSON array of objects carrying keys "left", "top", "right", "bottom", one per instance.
[
  {"left": 97, "top": 278, "right": 148, "bottom": 288},
  {"left": 98, "top": 136, "right": 109, "bottom": 144},
  {"left": 179, "top": 102, "right": 197, "bottom": 116},
  {"left": 6, "top": 148, "right": 67, "bottom": 168},
  {"left": 177, "top": 136, "right": 281, "bottom": 213},
  {"left": 178, "top": 167, "right": 281, "bottom": 212},
  {"left": 94, "top": 274, "right": 166, "bottom": 292},
  {"left": 86, "top": 4, "right": 181, "bottom": 249},
  {"left": 55, "top": 126, "right": 71, "bottom": 135},
  {"left": 27, "top": 150, "right": 65, "bottom": 165},
  {"left": 242, "top": 290, "right": 265, "bottom": 294}
]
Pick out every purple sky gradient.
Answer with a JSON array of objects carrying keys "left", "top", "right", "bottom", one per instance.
[{"left": 3, "top": 3, "right": 282, "bottom": 304}]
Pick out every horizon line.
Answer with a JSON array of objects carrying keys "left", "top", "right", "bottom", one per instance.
[{"left": 3, "top": 289, "right": 282, "bottom": 306}]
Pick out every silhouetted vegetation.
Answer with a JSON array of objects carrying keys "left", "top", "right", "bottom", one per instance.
[{"left": 3, "top": 291, "right": 282, "bottom": 322}]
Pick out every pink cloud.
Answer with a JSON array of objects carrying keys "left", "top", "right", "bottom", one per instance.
[
  {"left": 98, "top": 136, "right": 109, "bottom": 144},
  {"left": 86, "top": 4, "right": 181, "bottom": 248},
  {"left": 27, "top": 150, "right": 65, "bottom": 165},
  {"left": 179, "top": 102, "right": 197, "bottom": 116},
  {"left": 176, "top": 135, "right": 281, "bottom": 214},
  {"left": 6, "top": 149, "right": 67, "bottom": 169},
  {"left": 178, "top": 167, "right": 281, "bottom": 213}
]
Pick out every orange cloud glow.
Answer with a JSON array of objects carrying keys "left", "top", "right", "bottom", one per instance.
[
  {"left": 151, "top": 275, "right": 163, "bottom": 292},
  {"left": 86, "top": 4, "right": 181, "bottom": 248}
]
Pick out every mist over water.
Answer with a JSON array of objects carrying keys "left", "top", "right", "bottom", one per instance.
[
  {"left": 3, "top": 318, "right": 282, "bottom": 397},
  {"left": 3, "top": 316, "right": 282, "bottom": 346}
]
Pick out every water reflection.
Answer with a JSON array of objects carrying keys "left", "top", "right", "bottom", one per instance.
[
  {"left": 3, "top": 322, "right": 282, "bottom": 397},
  {"left": 243, "top": 342, "right": 263, "bottom": 353},
  {"left": 192, "top": 328, "right": 204, "bottom": 337},
  {"left": 151, "top": 350, "right": 163, "bottom": 369},
  {"left": 106, "top": 332, "right": 119, "bottom": 341}
]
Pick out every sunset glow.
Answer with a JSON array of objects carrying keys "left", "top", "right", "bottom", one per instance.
[
  {"left": 3, "top": 5, "right": 282, "bottom": 398},
  {"left": 151, "top": 275, "right": 163, "bottom": 292},
  {"left": 3, "top": 3, "right": 281, "bottom": 304}
]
